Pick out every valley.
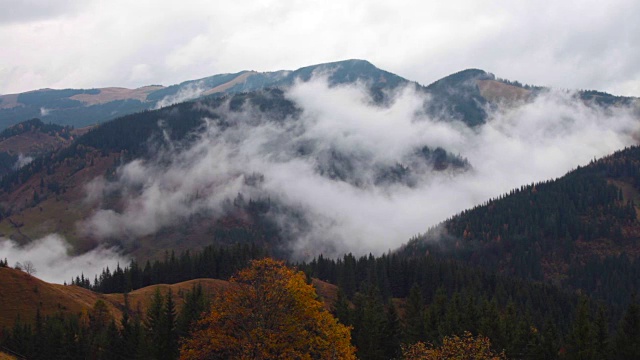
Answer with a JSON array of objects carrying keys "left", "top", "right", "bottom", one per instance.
[{"left": 1, "top": 60, "right": 640, "bottom": 359}]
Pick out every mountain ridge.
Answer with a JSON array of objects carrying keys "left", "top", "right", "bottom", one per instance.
[
  {"left": 6, "top": 59, "right": 631, "bottom": 131},
  {"left": 0, "top": 59, "right": 412, "bottom": 130}
]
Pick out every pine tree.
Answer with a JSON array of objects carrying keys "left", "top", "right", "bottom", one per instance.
[
  {"left": 177, "top": 283, "right": 209, "bottom": 339},
  {"left": 333, "top": 288, "right": 351, "bottom": 326},
  {"left": 614, "top": 295, "right": 640, "bottom": 360},
  {"left": 593, "top": 305, "right": 610, "bottom": 360},
  {"left": 404, "top": 284, "right": 425, "bottom": 344},
  {"left": 353, "top": 286, "right": 387, "bottom": 360},
  {"left": 120, "top": 293, "right": 144, "bottom": 359},
  {"left": 381, "top": 301, "right": 402, "bottom": 359},
  {"left": 145, "top": 288, "right": 166, "bottom": 360},
  {"left": 566, "top": 297, "right": 596, "bottom": 360},
  {"left": 163, "top": 289, "right": 179, "bottom": 360},
  {"left": 540, "top": 318, "right": 560, "bottom": 360}
]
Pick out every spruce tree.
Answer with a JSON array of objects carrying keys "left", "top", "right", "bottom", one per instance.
[
  {"left": 614, "top": 295, "right": 640, "bottom": 360},
  {"left": 381, "top": 302, "right": 402, "bottom": 359},
  {"left": 404, "top": 284, "right": 425, "bottom": 344},
  {"left": 566, "top": 297, "right": 596, "bottom": 360},
  {"left": 163, "top": 289, "right": 179, "bottom": 360},
  {"left": 145, "top": 288, "right": 166, "bottom": 360}
]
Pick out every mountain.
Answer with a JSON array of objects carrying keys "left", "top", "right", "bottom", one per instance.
[
  {"left": 0, "top": 119, "right": 91, "bottom": 179},
  {"left": 0, "top": 60, "right": 412, "bottom": 131},
  {"left": 0, "top": 60, "right": 637, "bottom": 263},
  {"left": 403, "top": 145, "right": 640, "bottom": 309},
  {"left": 0, "top": 86, "right": 473, "bottom": 260},
  {"left": 5, "top": 58, "right": 605, "bottom": 132}
]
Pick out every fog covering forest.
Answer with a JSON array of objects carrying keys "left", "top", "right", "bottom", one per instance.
[{"left": 1, "top": 72, "right": 640, "bottom": 282}]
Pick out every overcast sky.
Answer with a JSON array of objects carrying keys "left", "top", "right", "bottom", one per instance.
[{"left": 1, "top": 0, "right": 638, "bottom": 96}]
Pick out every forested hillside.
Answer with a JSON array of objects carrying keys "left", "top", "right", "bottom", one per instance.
[
  {"left": 0, "top": 86, "right": 470, "bottom": 260},
  {"left": 4, "top": 241, "right": 638, "bottom": 359},
  {"left": 405, "top": 146, "right": 640, "bottom": 311}
]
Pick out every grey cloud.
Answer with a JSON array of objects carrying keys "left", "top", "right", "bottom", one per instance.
[
  {"left": 2, "top": 0, "right": 639, "bottom": 97},
  {"left": 0, "top": 0, "right": 85, "bottom": 24}
]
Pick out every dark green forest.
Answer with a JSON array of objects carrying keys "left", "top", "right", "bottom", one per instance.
[
  {"left": 2, "top": 242, "right": 640, "bottom": 359},
  {"left": 405, "top": 147, "right": 640, "bottom": 311}
]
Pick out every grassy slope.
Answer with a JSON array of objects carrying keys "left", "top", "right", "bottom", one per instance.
[
  {"left": 0, "top": 151, "right": 117, "bottom": 246},
  {"left": 0, "top": 267, "right": 338, "bottom": 329}
]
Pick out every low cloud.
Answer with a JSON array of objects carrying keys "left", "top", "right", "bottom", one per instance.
[
  {"left": 81, "top": 77, "right": 640, "bottom": 259},
  {"left": 0, "top": 234, "right": 128, "bottom": 284},
  {"left": 13, "top": 153, "right": 33, "bottom": 169},
  {"left": 153, "top": 81, "right": 206, "bottom": 109}
]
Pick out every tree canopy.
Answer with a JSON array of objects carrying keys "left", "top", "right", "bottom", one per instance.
[{"left": 179, "top": 258, "right": 356, "bottom": 359}]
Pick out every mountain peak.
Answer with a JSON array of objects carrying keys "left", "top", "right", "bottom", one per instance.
[{"left": 427, "top": 68, "right": 494, "bottom": 90}]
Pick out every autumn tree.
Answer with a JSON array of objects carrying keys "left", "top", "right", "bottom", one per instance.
[
  {"left": 180, "top": 258, "right": 356, "bottom": 359},
  {"left": 401, "top": 331, "right": 506, "bottom": 360}
]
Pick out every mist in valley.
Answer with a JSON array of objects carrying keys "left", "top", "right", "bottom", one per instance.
[
  {"left": 82, "top": 77, "right": 640, "bottom": 259},
  {"left": 2, "top": 75, "right": 638, "bottom": 283}
]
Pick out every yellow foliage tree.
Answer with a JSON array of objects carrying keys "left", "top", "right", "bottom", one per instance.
[
  {"left": 402, "top": 331, "right": 507, "bottom": 360},
  {"left": 180, "top": 258, "right": 356, "bottom": 359}
]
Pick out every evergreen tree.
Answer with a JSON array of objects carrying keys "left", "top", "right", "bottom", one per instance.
[
  {"left": 566, "top": 297, "right": 596, "bottom": 360},
  {"left": 120, "top": 293, "right": 144, "bottom": 359},
  {"left": 176, "top": 283, "right": 209, "bottom": 339},
  {"left": 353, "top": 286, "right": 387, "bottom": 360},
  {"left": 404, "top": 284, "right": 425, "bottom": 344},
  {"left": 163, "top": 289, "right": 179, "bottom": 360},
  {"left": 593, "top": 305, "right": 611, "bottom": 360},
  {"left": 539, "top": 318, "right": 560, "bottom": 360},
  {"left": 145, "top": 288, "right": 166, "bottom": 360},
  {"left": 333, "top": 288, "right": 351, "bottom": 327},
  {"left": 614, "top": 295, "right": 640, "bottom": 359},
  {"left": 381, "top": 301, "right": 402, "bottom": 359}
]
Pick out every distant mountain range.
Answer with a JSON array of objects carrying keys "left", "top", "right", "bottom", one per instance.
[
  {"left": 0, "top": 60, "right": 408, "bottom": 130},
  {"left": 5, "top": 59, "right": 634, "bottom": 131}
]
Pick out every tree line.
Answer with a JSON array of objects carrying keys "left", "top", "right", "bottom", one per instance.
[{"left": 0, "top": 284, "right": 209, "bottom": 360}]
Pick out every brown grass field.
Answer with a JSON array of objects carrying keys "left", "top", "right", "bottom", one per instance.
[{"left": 0, "top": 267, "right": 338, "bottom": 330}]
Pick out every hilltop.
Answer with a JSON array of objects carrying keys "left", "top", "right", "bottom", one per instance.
[{"left": 0, "top": 265, "right": 337, "bottom": 330}]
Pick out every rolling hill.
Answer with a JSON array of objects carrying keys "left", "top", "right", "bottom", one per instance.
[
  {"left": 0, "top": 265, "right": 337, "bottom": 330},
  {"left": 0, "top": 266, "right": 226, "bottom": 329}
]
